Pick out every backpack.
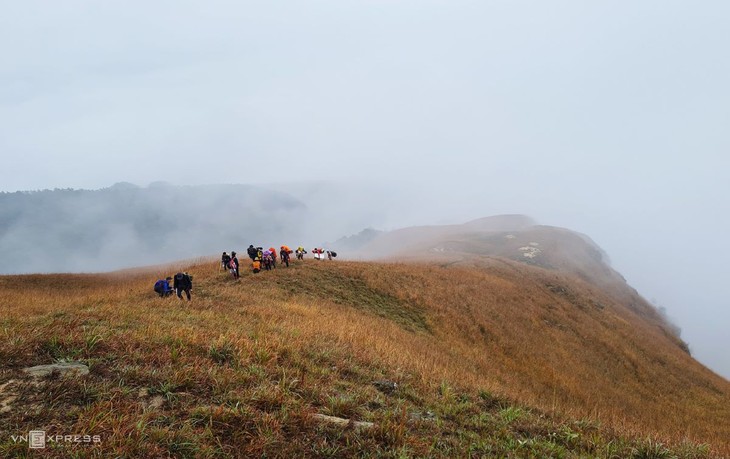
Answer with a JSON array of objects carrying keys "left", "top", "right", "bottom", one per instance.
[
  {"left": 229, "top": 259, "right": 237, "bottom": 269},
  {"left": 154, "top": 280, "right": 164, "bottom": 292},
  {"left": 330, "top": 252, "right": 337, "bottom": 258}
]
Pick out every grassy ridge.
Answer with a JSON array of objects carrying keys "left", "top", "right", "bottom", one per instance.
[{"left": 0, "top": 258, "right": 728, "bottom": 457}]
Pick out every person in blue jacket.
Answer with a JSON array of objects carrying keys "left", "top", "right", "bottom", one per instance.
[{"left": 154, "top": 277, "right": 173, "bottom": 297}]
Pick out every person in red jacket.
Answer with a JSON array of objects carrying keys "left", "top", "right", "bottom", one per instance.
[
  {"left": 229, "top": 252, "right": 240, "bottom": 279},
  {"left": 280, "top": 245, "right": 292, "bottom": 267}
]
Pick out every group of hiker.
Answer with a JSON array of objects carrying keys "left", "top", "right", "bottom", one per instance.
[
  {"left": 153, "top": 272, "right": 193, "bottom": 301},
  {"left": 312, "top": 248, "right": 337, "bottom": 260},
  {"left": 221, "top": 245, "right": 336, "bottom": 278},
  {"left": 153, "top": 245, "right": 338, "bottom": 299}
]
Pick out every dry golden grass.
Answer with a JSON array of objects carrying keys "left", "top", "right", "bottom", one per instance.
[
  {"left": 286, "top": 261, "right": 730, "bottom": 443},
  {"left": 0, "top": 257, "right": 727, "bottom": 457}
]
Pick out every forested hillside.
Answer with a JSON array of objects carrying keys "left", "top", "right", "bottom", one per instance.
[{"left": 0, "top": 183, "right": 305, "bottom": 273}]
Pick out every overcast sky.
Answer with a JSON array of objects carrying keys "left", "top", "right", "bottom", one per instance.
[{"left": 1, "top": 1, "right": 728, "bottom": 378}]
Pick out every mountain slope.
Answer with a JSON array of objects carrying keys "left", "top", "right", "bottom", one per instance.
[
  {"left": 348, "top": 215, "right": 671, "bottom": 325},
  {"left": 345, "top": 215, "right": 535, "bottom": 258},
  {"left": 1, "top": 256, "right": 728, "bottom": 457}
]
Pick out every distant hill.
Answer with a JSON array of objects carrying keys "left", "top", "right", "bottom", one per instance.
[
  {"left": 329, "top": 227, "right": 384, "bottom": 252},
  {"left": 0, "top": 183, "right": 306, "bottom": 273}
]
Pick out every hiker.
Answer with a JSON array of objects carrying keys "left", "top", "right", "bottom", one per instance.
[
  {"left": 268, "top": 247, "right": 277, "bottom": 268},
  {"left": 174, "top": 272, "right": 193, "bottom": 301},
  {"left": 153, "top": 277, "right": 173, "bottom": 297},
  {"left": 269, "top": 247, "right": 277, "bottom": 268},
  {"left": 280, "top": 245, "right": 292, "bottom": 267},
  {"left": 296, "top": 246, "right": 307, "bottom": 260},
  {"left": 221, "top": 252, "right": 230, "bottom": 271},
  {"left": 326, "top": 250, "right": 332, "bottom": 261},
  {"left": 229, "top": 251, "right": 240, "bottom": 279},
  {"left": 247, "top": 245, "right": 257, "bottom": 261},
  {"left": 262, "top": 250, "right": 273, "bottom": 270}
]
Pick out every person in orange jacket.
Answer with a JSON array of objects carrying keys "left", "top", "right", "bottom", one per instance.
[{"left": 269, "top": 247, "right": 277, "bottom": 267}]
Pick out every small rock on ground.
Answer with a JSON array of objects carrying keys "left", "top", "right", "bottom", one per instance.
[
  {"left": 312, "top": 413, "right": 374, "bottom": 430},
  {"left": 22, "top": 362, "right": 89, "bottom": 378}
]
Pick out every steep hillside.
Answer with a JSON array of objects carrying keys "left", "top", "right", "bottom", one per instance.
[
  {"left": 349, "top": 216, "right": 667, "bottom": 324},
  {"left": 1, "top": 257, "right": 728, "bottom": 457},
  {"left": 0, "top": 183, "right": 305, "bottom": 274},
  {"left": 345, "top": 215, "right": 536, "bottom": 258}
]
